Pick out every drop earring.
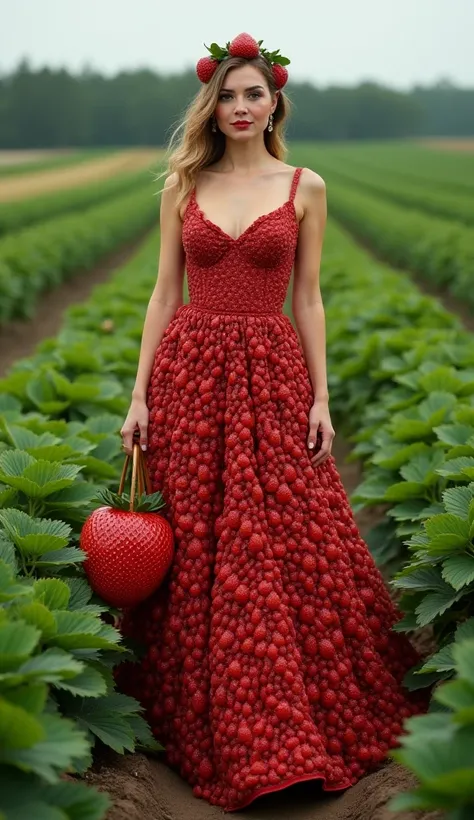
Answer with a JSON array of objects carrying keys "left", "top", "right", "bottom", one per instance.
[
  {"left": 267, "top": 113, "right": 274, "bottom": 132},
  {"left": 211, "top": 116, "right": 217, "bottom": 133}
]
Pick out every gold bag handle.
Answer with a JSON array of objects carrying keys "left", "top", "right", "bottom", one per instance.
[{"left": 118, "top": 432, "right": 152, "bottom": 511}]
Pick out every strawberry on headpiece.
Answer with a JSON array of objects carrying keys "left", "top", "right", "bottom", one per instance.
[{"left": 196, "top": 32, "right": 290, "bottom": 89}]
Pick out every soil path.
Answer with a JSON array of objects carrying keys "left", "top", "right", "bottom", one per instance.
[
  {"left": 420, "top": 138, "right": 474, "bottom": 153},
  {"left": 0, "top": 149, "right": 162, "bottom": 202},
  {"left": 0, "top": 149, "right": 74, "bottom": 167}
]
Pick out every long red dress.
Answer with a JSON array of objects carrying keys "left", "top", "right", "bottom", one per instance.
[{"left": 116, "top": 167, "right": 429, "bottom": 812}]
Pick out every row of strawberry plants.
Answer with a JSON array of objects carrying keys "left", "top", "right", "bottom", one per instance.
[
  {"left": 295, "top": 152, "right": 473, "bottom": 308},
  {"left": 307, "top": 149, "right": 474, "bottom": 227},
  {"left": 304, "top": 141, "right": 474, "bottom": 194},
  {"left": 0, "top": 231, "right": 163, "bottom": 820},
  {"left": 0, "top": 164, "right": 161, "bottom": 236},
  {"left": 0, "top": 183, "right": 160, "bottom": 325}
]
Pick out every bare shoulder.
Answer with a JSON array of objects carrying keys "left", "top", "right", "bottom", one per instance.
[
  {"left": 299, "top": 167, "right": 326, "bottom": 196},
  {"left": 163, "top": 171, "right": 179, "bottom": 190},
  {"left": 160, "top": 172, "right": 182, "bottom": 217}
]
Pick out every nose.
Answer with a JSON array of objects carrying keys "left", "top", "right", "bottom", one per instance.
[{"left": 234, "top": 97, "right": 249, "bottom": 115}]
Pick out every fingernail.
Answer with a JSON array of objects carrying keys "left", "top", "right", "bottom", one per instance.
[
  {"left": 308, "top": 442, "right": 314, "bottom": 449},
  {"left": 141, "top": 444, "right": 147, "bottom": 451}
]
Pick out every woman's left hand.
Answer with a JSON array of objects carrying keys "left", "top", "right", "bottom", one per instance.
[{"left": 307, "top": 399, "right": 335, "bottom": 467}]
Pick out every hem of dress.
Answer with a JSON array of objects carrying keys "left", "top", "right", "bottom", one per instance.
[{"left": 222, "top": 770, "right": 352, "bottom": 813}]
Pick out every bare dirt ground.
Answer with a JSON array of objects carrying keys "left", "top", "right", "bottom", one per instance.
[
  {"left": 0, "top": 148, "right": 75, "bottom": 166},
  {"left": 420, "top": 137, "right": 474, "bottom": 153},
  {"left": 0, "top": 148, "right": 163, "bottom": 202}
]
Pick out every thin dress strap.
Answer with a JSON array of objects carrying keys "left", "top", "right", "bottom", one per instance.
[{"left": 289, "top": 167, "right": 303, "bottom": 203}]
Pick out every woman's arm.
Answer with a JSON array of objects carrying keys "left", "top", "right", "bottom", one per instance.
[
  {"left": 131, "top": 172, "right": 186, "bottom": 401},
  {"left": 121, "top": 173, "right": 185, "bottom": 454},
  {"left": 292, "top": 169, "right": 335, "bottom": 465}
]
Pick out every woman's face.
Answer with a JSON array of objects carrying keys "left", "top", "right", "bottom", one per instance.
[{"left": 214, "top": 64, "right": 277, "bottom": 140}]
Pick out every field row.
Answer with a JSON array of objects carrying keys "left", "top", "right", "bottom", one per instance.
[
  {"left": 291, "top": 145, "right": 474, "bottom": 309},
  {"left": 311, "top": 141, "right": 474, "bottom": 193},
  {"left": 307, "top": 147, "right": 474, "bottom": 226},
  {"left": 0, "top": 179, "right": 160, "bottom": 324},
  {"left": 0, "top": 165, "right": 163, "bottom": 236}
]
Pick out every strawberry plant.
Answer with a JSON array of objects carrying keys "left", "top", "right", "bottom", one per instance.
[
  {"left": 0, "top": 166, "right": 161, "bottom": 237},
  {"left": 0, "top": 182, "right": 159, "bottom": 325},
  {"left": 389, "top": 638, "right": 474, "bottom": 819},
  {"left": 305, "top": 147, "right": 474, "bottom": 226},
  {"left": 292, "top": 144, "right": 474, "bottom": 308}
]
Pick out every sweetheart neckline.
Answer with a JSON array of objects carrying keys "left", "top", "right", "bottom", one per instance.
[{"left": 187, "top": 195, "right": 299, "bottom": 243}]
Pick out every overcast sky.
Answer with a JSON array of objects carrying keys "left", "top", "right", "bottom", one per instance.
[{"left": 2, "top": 0, "right": 472, "bottom": 90}]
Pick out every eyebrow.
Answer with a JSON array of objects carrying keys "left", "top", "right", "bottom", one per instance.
[{"left": 219, "top": 85, "right": 265, "bottom": 92}]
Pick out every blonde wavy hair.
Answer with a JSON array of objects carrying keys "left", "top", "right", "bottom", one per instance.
[{"left": 158, "top": 55, "right": 292, "bottom": 211}]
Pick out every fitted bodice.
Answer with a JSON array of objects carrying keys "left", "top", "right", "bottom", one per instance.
[{"left": 182, "top": 167, "right": 303, "bottom": 314}]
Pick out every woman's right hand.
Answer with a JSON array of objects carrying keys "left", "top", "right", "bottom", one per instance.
[{"left": 120, "top": 398, "right": 149, "bottom": 455}]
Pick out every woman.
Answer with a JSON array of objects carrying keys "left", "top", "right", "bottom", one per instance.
[{"left": 117, "top": 32, "right": 428, "bottom": 814}]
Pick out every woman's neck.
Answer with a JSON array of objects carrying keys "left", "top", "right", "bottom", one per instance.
[{"left": 216, "top": 139, "right": 276, "bottom": 175}]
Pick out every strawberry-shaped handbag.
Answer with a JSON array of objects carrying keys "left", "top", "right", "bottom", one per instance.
[{"left": 80, "top": 437, "right": 174, "bottom": 608}]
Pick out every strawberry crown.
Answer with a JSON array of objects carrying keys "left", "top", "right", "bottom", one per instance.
[
  {"left": 196, "top": 33, "right": 290, "bottom": 89},
  {"left": 205, "top": 39, "right": 290, "bottom": 68}
]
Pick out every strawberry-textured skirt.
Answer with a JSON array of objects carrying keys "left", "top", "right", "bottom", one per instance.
[{"left": 116, "top": 303, "right": 429, "bottom": 812}]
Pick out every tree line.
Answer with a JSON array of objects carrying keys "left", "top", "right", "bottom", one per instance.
[{"left": 0, "top": 62, "right": 472, "bottom": 148}]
